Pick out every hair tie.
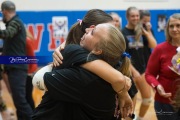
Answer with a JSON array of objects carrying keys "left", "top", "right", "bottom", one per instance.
[
  {"left": 77, "top": 19, "right": 87, "bottom": 33},
  {"left": 122, "top": 52, "right": 131, "bottom": 59},
  {"left": 77, "top": 19, "right": 82, "bottom": 25}
]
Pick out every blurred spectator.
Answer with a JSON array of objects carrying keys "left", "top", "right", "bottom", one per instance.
[
  {"left": 0, "top": 1, "right": 33, "bottom": 119},
  {"left": 140, "top": 9, "right": 156, "bottom": 69},
  {"left": 26, "top": 30, "right": 38, "bottom": 110},
  {"left": 121, "top": 6, "right": 157, "bottom": 120},
  {"left": 146, "top": 13, "right": 180, "bottom": 120},
  {"left": 109, "top": 12, "right": 122, "bottom": 30}
]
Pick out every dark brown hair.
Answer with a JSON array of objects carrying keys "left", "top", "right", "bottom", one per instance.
[
  {"left": 140, "top": 10, "right": 151, "bottom": 20},
  {"left": 66, "top": 9, "right": 113, "bottom": 45}
]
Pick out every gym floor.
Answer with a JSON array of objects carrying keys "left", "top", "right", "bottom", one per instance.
[{"left": 2, "top": 80, "right": 158, "bottom": 120}]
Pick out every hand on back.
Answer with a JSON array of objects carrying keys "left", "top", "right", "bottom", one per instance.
[{"left": 53, "top": 43, "right": 65, "bottom": 67}]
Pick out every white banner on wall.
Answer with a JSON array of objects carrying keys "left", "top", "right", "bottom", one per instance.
[
  {"left": 10, "top": 0, "right": 179, "bottom": 10},
  {"left": 52, "top": 16, "right": 68, "bottom": 39},
  {"left": 124, "top": 0, "right": 168, "bottom": 2}
]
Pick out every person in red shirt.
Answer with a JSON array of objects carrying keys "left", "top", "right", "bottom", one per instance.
[
  {"left": 26, "top": 30, "right": 38, "bottom": 109},
  {"left": 145, "top": 13, "right": 180, "bottom": 120}
]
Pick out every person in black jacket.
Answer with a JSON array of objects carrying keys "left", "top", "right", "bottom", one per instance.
[{"left": 0, "top": 1, "right": 33, "bottom": 120}]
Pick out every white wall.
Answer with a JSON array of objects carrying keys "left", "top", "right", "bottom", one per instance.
[{"left": 4, "top": 0, "right": 180, "bottom": 11}]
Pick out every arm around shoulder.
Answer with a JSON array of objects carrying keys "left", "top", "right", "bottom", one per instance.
[{"left": 81, "top": 59, "right": 131, "bottom": 93}]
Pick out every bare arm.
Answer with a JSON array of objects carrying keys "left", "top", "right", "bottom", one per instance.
[
  {"left": 53, "top": 41, "right": 66, "bottom": 66},
  {"left": 130, "top": 64, "right": 140, "bottom": 78},
  {"left": 81, "top": 60, "right": 131, "bottom": 93},
  {"left": 129, "top": 63, "right": 145, "bottom": 88},
  {"left": 145, "top": 31, "right": 157, "bottom": 48},
  {"left": 142, "top": 23, "right": 157, "bottom": 48},
  {"left": 81, "top": 60, "right": 133, "bottom": 118}
]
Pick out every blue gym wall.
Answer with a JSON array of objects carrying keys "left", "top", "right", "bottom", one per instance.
[{"left": 1, "top": 9, "right": 180, "bottom": 64}]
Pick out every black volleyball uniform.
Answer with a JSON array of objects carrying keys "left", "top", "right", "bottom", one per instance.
[
  {"left": 122, "top": 27, "right": 148, "bottom": 74},
  {"left": 32, "top": 44, "right": 116, "bottom": 120},
  {"left": 142, "top": 29, "right": 155, "bottom": 66}
]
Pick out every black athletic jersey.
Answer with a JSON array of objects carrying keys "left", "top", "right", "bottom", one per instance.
[
  {"left": 121, "top": 27, "right": 148, "bottom": 74},
  {"left": 142, "top": 29, "right": 155, "bottom": 66},
  {"left": 32, "top": 44, "right": 116, "bottom": 120}
]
